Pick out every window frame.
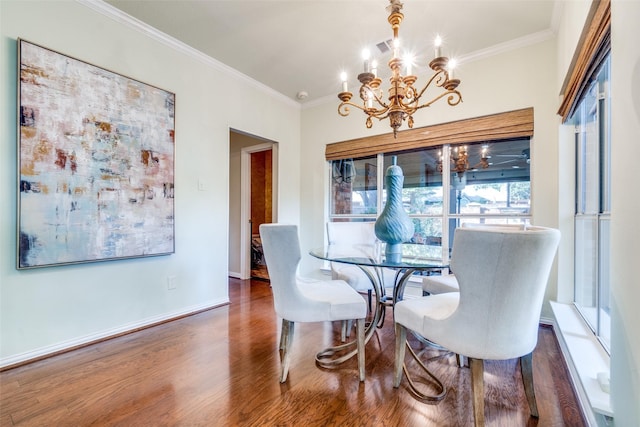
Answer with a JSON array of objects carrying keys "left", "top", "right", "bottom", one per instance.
[
  {"left": 571, "top": 53, "right": 611, "bottom": 352},
  {"left": 328, "top": 139, "right": 532, "bottom": 264}
]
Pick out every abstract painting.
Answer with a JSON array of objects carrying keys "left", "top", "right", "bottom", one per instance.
[{"left": 18, "top": 40, "right": 175, "bottom": 269}]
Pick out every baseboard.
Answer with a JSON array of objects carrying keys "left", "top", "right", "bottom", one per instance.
[
  {"left": 539, "top": 315, "right": 554, "bottom": 326},
  {"left": 228, "top": 271, "right": 242, "bottom": 279},
  {"left": 0, "top": 298, "right": 229, "bottom": 371}
]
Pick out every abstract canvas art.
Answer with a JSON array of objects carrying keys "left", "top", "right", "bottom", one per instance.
[{"left": 18, "top": 40, "right": 175, "bottom": 269}]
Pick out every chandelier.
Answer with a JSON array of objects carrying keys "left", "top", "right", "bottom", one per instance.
[
  {"left": 338, "top": 0, "right": 462, "bottom": 138},
  {"left": 437, "top": 145, "right": 490, "bottom": 181}
]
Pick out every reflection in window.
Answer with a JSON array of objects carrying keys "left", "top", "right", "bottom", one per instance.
[
  {"left": 329, "top": 138, "right": 531, "bottom": 259},
  {"left": 330, "top": 157, "right": 377, "bottom": 216},
  {"left": 447, "top": 140, "right": 530, "bottom": 217}
]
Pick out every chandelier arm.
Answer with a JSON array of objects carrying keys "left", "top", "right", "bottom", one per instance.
[
  {"left": 370, "top": 90, "right": 390, "bottom": 110},
  {"left": 339, "top": 100, "right": 396, "bottom": 121},
  {"left": 398, "top": 93, "right": 419, "bottom": 111},
  {"left": 446, "top": 91, "right": 463, "bottom": 106},
  {"left": 369, "top": 110, "right": 393, "bottom": 120},
  {"left": 397, "top": 101, "right": 418, "bottom": 116},
  {"left": 371, "top": 111, "right": 392, "bottom": 121},
  {"left": 412, "top": 70, "right": 448, "bottom": 101},
  {"left": 338, "top": 101, "right": 369, "bottom": 117},
  {"left": 412, "top": 90, "right": 463, "bottom": 111}
]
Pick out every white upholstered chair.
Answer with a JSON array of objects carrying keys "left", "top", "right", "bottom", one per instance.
[
  {"left": 421, "top": 223, "right": 526, "bottom": 296},
  {"left": 394, "top": 226, "right": 560, "bottom": 426},
  {"left": 259, "top": 224, "right": 367, "bottom": 383},
  {"left": 326, "top": 222, "right": 398, "bottom": 340},
  {"left": 326, "top": 222, "right": 397, "bottom": 308},
  {"left": 421, "top": 273, "right": 459, "bottom": 295}
]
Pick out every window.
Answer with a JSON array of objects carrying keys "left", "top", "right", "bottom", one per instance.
[
  {"left": 328, "top": 138, "right": 531, "bottom": 261},
  {"left": 330, "top": 157, "right": 378, "bottom": 217},
  {"left": 571, "top": 53, "right": 611, "bottom": 351}
]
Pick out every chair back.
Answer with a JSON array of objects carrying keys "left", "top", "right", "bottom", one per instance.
[
  {"left": 259, "top": 224, "right": 308, "bottom": 320},
  {"left": 447, "top": 226, "right": 560, "bottom": 360},
  {"left": 326, "top": 222, "right": 377, "bottom": 247},
  {"left": 325, "top": 222, "right": 381, "bottom": 292},
  {"left": 461, "top": 222, "right": 525, "bottom": 230}
]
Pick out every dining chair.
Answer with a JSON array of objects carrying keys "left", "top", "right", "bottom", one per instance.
[
  {"left": 259, "top": 224, "right": 367, "bottom": 383},
  {"left": 326, "top": 222, "right": 399, "bottom": 306},
  {"left": 326, "top": 222, "right": 397, "bottom": 339},
  {"left": 394, "top": 226, "right": 560, "bottom": 426},
  {"left": 421, "top": 223, "right": 526, "bottom": 296}
]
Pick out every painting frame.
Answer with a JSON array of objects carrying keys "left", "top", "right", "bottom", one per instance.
[{"left": 17, "top": 39, "right": 176, "bottom": 269}]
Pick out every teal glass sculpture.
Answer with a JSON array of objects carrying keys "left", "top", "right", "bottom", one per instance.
[{"left": 374, "top": 156, "right": 414, "bottom": 263}]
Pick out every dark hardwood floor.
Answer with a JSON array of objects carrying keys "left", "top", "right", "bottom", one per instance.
[{"left": 1, "top": 278, "right": 586, "bottom": 426}]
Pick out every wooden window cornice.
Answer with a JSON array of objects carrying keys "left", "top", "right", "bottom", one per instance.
[
  {"left": 557, "top": 0, "right": 611, "bottom": 122},
  {"left": 325, "top": 107, "right": 534, "bottom": 161}
]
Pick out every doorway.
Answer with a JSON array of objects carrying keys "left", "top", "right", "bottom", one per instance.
[
  {"left": 228, "top": 130, "right": 278, "bottom": 280},
  {"left": 249, "top": 150, "right": 272, "bottom": 280}
]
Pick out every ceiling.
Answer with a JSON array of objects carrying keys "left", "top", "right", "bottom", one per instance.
[{"left": 105, "top": 0, "right": 558, "bottom": 104}]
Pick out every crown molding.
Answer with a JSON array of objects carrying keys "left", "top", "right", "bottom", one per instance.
[
  {"left": 302, "top": 93, "right": 338, "bottom": 110},
  {"left": 79, "top": 0, "right": 554, "bottom": 111},
  {"left": 76, "top": 0, "right": 301, "bottom": 110},
  {"left": 458, "top": 29, "right": 555, "bottom": 65},
  {"left": 550, "top": 1, "right": 564, "bottom": 36}
]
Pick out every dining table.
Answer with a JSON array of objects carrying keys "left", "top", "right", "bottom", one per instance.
[{"left": 309, "top": 242, "right": 448, "bottom": 368}]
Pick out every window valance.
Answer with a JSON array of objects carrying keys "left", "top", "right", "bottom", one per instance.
[
  {"left": 325, "top": 108, "right": 534, "bottom": 161},
  {"left": 557, "top": 0, "right": 611, "bottom": 122}
]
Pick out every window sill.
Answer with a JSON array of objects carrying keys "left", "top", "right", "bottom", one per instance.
[{"left": 550, "top": 301, "right": 612, "bottom": 418}]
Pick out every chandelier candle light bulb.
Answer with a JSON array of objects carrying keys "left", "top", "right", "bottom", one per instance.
[
  {"left": 393, "top": 38, "right": 400, "bottom": 59},
  {"left": 448, "top": 58, "right": 457, "bottom": 79},
  {"left": 403, "top": 54, "right": 413, "bottom": 76},
  {"left": 434, "top": 35, "right": 442, "bottom": 58},
  {"left": 362, "top": 49, "right": 371, "bottom": 72},
  {"left": 337, "top": 0, "right": 463, "bottom": 138}
]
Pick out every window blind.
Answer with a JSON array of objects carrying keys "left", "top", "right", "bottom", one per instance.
[
  {"left": 325, "top": 108, "right": 533, "bottom": 161},
  {"left": 557, "top": 0, "right": 611, "bottom": 122}
]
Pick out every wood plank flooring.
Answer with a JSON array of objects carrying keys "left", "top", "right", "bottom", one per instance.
[{"left": 0, "top": 278, "right": 586, "bottom": 426}]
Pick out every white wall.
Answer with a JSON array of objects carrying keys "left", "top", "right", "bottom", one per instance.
[
  {"left": 555, "top": 0, "right": 592, "bottom": 89},
  {"left": 554, "top": 0, "right": 592, "bottom": 307},
  {"left": 609, "top": 1, "right": 640, "bottom": 425},
  {"left": 0, "top": 0, "right": 301, "bottom": 365},
  {"left": 300, "top": 37, "right": 560, "bottom": 317}
]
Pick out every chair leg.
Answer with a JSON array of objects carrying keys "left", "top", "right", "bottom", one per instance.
[
  {"left": 456, "top": 354, "right": 467, "bottom": 368},
  {"left": 520, "top": 352, "right": 539, "bottom": 418},
  {"left": 469, "top": 358, "right": 485, "bottom": 427},
  {"left": 393, "top": 323, "right": 407, "bottom": 388},
  {"left": 356, "top": 318, "right": 365, "bottom": 381},
  {"left": 279, "top": 320, "right": 295, "bottom": 383},
  {"left": 341, "top": 320, "right": 353, "bottom": 342},
  {"left": 279, "top": 318, "right": 288, "bottom": 351},
  {"left": 341, "top": 320, "right": 347, "bottom": 342}
]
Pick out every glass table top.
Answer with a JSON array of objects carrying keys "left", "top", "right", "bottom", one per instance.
[{"left": 309, "top": 243, "right": 447, "bottom": 269}]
